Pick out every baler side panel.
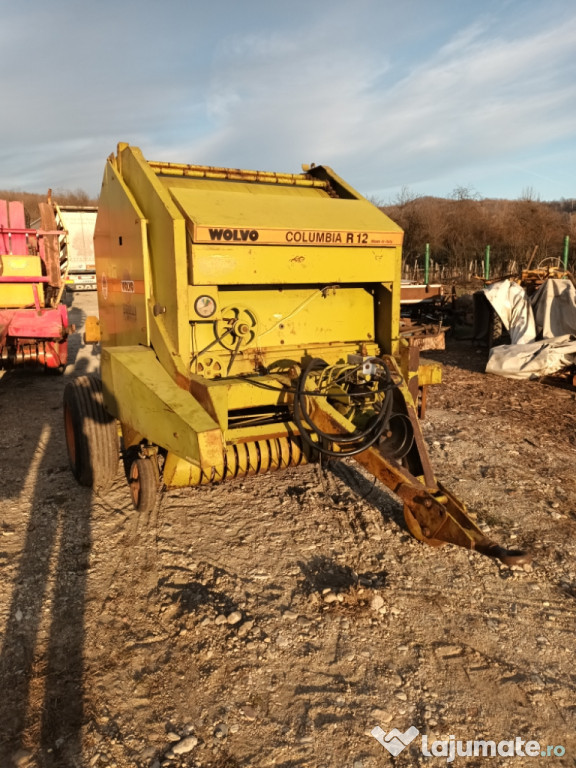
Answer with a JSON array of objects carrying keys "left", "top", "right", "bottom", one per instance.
[
  {"left": 166, "top": 175, "right": 403, "bottom": 366},
  {"left": 117, "top": 146, "right": 191, "bottom": 372},
  {"left": 94, "top": 162, "right": 150, "bottom": 348},
  {"left": 171, "top": 185, "right": 402, "bottom": 286},
  {"left": 191, "top": 286, "right": 378, "bottom": 378},
  {"left": 189, "top": 244, "right": 399, "bottom": 286}
]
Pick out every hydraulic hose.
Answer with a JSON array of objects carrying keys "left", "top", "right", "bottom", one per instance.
[{"left": 293, "top": 357, "right": 397, "bottom": 458}]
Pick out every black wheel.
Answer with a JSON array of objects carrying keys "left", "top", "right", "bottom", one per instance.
[
  {"left": 63, "top": 375, "right": 119, "bottom": 491},
  {"left": 129, "top": 457, "right": 159, "bottom": 513}
]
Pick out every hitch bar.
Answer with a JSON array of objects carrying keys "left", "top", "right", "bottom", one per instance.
[{"left": 310, "top": 398, "right": 532, "bottom": 567}]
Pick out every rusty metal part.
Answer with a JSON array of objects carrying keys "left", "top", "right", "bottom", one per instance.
[
  {"left": 0, "top": 339, "right": 66, "bottom": 369},
  {"left": 309, "top": 397, "right": 531, "bottom": 566},
  {"left": 148, "top": 160, "right": 330, "bottom": 189},
  {"left": 38, "top": 202, "right": 63, "bottom": 289},
  {"left": 400, "top": 319, "right": 446, "bottom": 351},
  {"left": 400, "top": 484, "right": 530, "bottom": 566},
  {"left": 520, "top": 266, "right": 573, "bottom": 296},
  {"left": 163, "top": 434, "right": 318, "bottom": 487}
]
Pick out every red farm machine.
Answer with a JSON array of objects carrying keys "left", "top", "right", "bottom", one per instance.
[{"left": 0, "top": 199, "right": 70, "bottom": 371}]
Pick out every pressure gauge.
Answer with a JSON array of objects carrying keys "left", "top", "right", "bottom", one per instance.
[{"left": 194, "top": 294, "right": 217, "bottom": 319}]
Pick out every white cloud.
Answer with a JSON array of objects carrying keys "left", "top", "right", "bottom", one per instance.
[
  {"left": 164, "top": 7, "right": 576, "bottom": 199},
  {"left": 0, "top": 0, "right": 575, "bottom": 200}
]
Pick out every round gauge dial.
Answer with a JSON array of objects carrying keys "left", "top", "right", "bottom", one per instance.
[{"left": 194, "top": 295, "right": 217, "bottom": 319}]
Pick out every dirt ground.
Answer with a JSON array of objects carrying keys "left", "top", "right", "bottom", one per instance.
[{"left": 1, "top": 292, "right": 575, "bottom": 768}]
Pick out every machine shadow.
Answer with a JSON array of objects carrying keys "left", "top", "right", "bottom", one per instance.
[
  {"left": 0, "top": 370, "right": 57, "bottom": 502},
  {"left": 325, "top": 458, "right": 406, "bottom": 531},
  {"left": 419, "top": 336, "right": 489, "bottom": 374},
  {"left": 0, "top": 353, "right": 95, "bottom": 766}
]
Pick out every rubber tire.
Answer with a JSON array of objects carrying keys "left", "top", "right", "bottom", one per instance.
[
  {"left": 129, "top": 457, "right": 159, "bottom": 513},
  {"left": 63, "top": 375, "right": 119, "bottom": 492}
]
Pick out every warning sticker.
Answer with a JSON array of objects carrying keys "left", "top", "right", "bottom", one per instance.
[{"left": 193, "top": 225, "right": 402, "bottom": 247}]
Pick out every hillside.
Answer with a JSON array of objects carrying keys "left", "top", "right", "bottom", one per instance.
[{"left": 381, "top": 194, "right": 574, "bottom": 273}]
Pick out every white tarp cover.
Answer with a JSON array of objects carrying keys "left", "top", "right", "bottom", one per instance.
[
  {"left": 486, "top": 334, "right": 576, "bottom": 380},
  {"left": 484, "top": 278, "right": 576, "bottom": 380},
  {"left": 483, "top": 279, "right": 535, "bottom": 344},
  {"left": 532, "top": 278, "right": 576, "bottom": 338}
]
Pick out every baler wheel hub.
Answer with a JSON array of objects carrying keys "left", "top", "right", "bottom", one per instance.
[{"left": 129, "top": 456, "right": 159, "bottom": 513}]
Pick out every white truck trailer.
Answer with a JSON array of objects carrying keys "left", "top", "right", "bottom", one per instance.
[{"left": 54, "top": 204, "right": 98, "bottom": 291}]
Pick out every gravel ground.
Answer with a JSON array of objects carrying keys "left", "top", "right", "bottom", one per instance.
[{"left": 0, "top": 292, "right": 575, "bottom": 768}]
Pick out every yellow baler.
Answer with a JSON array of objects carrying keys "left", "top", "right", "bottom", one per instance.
[{"left": 64, "top": 144, "right": 529, "bottom": 565}]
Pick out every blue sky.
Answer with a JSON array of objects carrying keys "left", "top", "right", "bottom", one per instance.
[{"left": 1, "top": 0, "right": 575, "bottom": 202}]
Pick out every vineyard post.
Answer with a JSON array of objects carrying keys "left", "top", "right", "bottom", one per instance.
[{"left": 484, "top": 245, "right": 491, "bottom": 280}]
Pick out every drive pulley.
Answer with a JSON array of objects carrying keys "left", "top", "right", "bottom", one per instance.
[{"left": 215, "top": 306, "right": 258, "bottom": 351}]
